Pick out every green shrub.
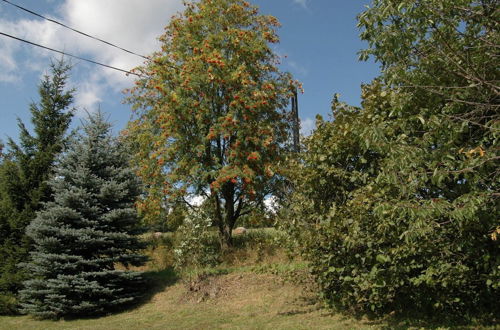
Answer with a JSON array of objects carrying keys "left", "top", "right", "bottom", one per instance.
[
  {"left": 282, "top": 0, "right": 499, "bottom": 318},
  {"left": 232, "top": 228, "right": 277, "bottom": 248},
  {"left": 282, "top": 81, "right": 499, "bottom": 317},
  {"left": 173, "top": 211, "right": 220, "bottom": 271},
  {"left": 146, "top": 203, "right": 188, "bottom": 233},
  {"left": 0, "top": 294, "right": 17, "bottom": 315},
  {"left": 237, "top": 209, "right": 275, "bottom": 229}
]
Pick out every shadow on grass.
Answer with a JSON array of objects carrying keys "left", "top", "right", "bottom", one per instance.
[
  {"left": 55, "top": 267, "right": 180, "bottom": 322},
  {"left": 131, "top": 266, "right": 179, "bottom": 308}
]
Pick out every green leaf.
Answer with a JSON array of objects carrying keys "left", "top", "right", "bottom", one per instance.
[{"left": 376, "top": 254, "right": 389, "bottom": 263}]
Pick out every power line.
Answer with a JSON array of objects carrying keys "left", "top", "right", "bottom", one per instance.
[
  {"left": 0, "top": 31, "right": 141, "bottom": 77},
  {"left": 1, "top": 0, "right": 148, "bottom": 60},
  {"left": 1, "top": 0, "right": 179, "bottom": 71}
]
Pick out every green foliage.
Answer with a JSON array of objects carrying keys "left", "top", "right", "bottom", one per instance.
[
  {"left": 20, "top": 112, "right": 147, "bottom": 319},
  {"left": 147, "top": 202, "right": 188, "bottom": 233},
  {"left": 125, "top": 0, "right": 298, "bottom": 247},
  {"left": 0, "top": 59, "right": 74, "bottom": 314},
  {"left": 237, "top": 207, "right": 275, "bottom": 228},
  {"left": 173, "top": 211, "right": 220, "bottom": 271},
  {"left": 284, "top": 0, "right": 499, "bottom": 317},
  {"left": 0, "top": 294, "right": 17, "bottom": 315}
]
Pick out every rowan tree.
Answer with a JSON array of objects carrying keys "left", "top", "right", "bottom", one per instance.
[{"left": 126, "top": 0, "right": 298, "bottom": 247}]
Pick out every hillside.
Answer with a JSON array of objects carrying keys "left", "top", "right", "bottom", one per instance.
[{"left": 1, "top": 269, "right": 375, "bottom": 330}]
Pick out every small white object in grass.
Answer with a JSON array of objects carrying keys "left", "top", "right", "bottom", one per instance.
[{"left": 233, "top": 227, "right": 247, "bottom": 235}]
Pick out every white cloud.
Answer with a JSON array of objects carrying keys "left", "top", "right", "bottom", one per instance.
[
  {"left": 0, "top": 21, "right": 23, "bottom": 82},
  {"left": 0, "top": 48, "right": 18, "bottom": 83},
  {"left": 66, "top": 0, "right": 185, "bottom": 88},
  {"left": 300, "top": 117, "right": 315, "bottom": 136},
  {"left": 59, "top": 0, "right": 184, "bottom": 86},
  {"left": 0, "top": 0, "right": 185, "bottom": 94},
  {"left": 186, "top": 194, "right": 205, "bottom": 207},
  {"left": 292, "top": 0, "right": 308, "bottom": 9},
  {"left": 74, "top": 80, "right": 103, "bottom": 115}
]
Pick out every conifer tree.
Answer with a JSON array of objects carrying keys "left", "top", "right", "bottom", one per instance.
[
  {"left": 20, "top": 111, "right": 147, "bottom": 319},
  {"left": 0, "top": 59, "right": 74, "bottom": 314}
]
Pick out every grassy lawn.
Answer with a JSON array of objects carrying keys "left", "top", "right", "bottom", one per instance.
[
  {"left": 1, "top": 229, "right": 496, "bottom": 329},
  {"left": 0, "top": 268, "right": 378, "bottom": 330}
]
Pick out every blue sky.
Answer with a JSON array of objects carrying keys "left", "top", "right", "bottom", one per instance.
[{"left": 0, "top": 0, "right": 380, "bottom": 143}]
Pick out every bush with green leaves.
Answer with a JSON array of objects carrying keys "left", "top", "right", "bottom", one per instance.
[
  {"left": 173, "top": 210, "right": 220, "bottom": 270},
  {"left": 146, "top": 202, "right": 188, "bottom": 233},
  {"left": 237, "top": 208, "right": 275, "bottom": 229},
  {"left": 285, "top": 84, "right": 498, "bottom": 317},
  {"left": 283, "top": 0, "right": 499, "bottom": 317}
]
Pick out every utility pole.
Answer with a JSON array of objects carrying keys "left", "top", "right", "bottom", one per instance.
[{"left": 291, "top": 88, "right": 300, "bottom": 153}]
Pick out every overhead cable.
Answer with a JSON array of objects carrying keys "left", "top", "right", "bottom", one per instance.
[
  {"left": 1, "top": 0, "right": 179, "bottom": 71},
  {"left": 0, "top": 31, "right": 141, "bottom": 77},
  {"left": 1, "top": 0, "right": 148, "bottom": 60}
]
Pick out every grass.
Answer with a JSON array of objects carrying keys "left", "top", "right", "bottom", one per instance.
[
  {"left": 0, "top": 268, "right": 378, "bottom": 330},
  {"left": 1, "top": 228, "right": 496, "bottom": 329}
]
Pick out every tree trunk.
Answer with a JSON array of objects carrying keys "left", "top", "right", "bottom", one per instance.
[
  {"left": 219, "top": 223, "right": 233, "bottom": 250},
  {"left": 213, "top": 192, "right": 234, "bottom": 249}
]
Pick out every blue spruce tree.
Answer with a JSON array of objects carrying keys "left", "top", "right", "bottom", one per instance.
[{"left": 20, "top": 111, "right": 147, "bottom": 319}]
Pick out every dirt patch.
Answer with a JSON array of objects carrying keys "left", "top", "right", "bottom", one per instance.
[
  {"left": 180, "top": 272, "right": 282, "bottom": 304},
  {"left": 174, "top": 270, "right": 327, "bottom": 321}
]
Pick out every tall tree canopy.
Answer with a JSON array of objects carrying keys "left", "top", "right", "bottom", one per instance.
[
  {"left": 0, "top": 59, "right": 74, "bottom": 314},
  {"left": 126, "top": 0, "right": 298, "bottom": 247},
  {"left": 20, "top": 112, "right": 147, "bottom": 319}
]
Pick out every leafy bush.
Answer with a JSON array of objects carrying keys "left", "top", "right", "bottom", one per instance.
[
  {"left": 240, "top": 212, "right": 275, "bottom": 229},
  {"left": 145, "top": 202, "right": 188, "bottom": 233},
  {"left": 173, "top": 211, "right": 220, "bottom": 270},
  {"left": 282, "top": 0, "right": 499, "bottom": 317},
  {"left": 283, "top": 81, "right": 499, "bottom": 316}
]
